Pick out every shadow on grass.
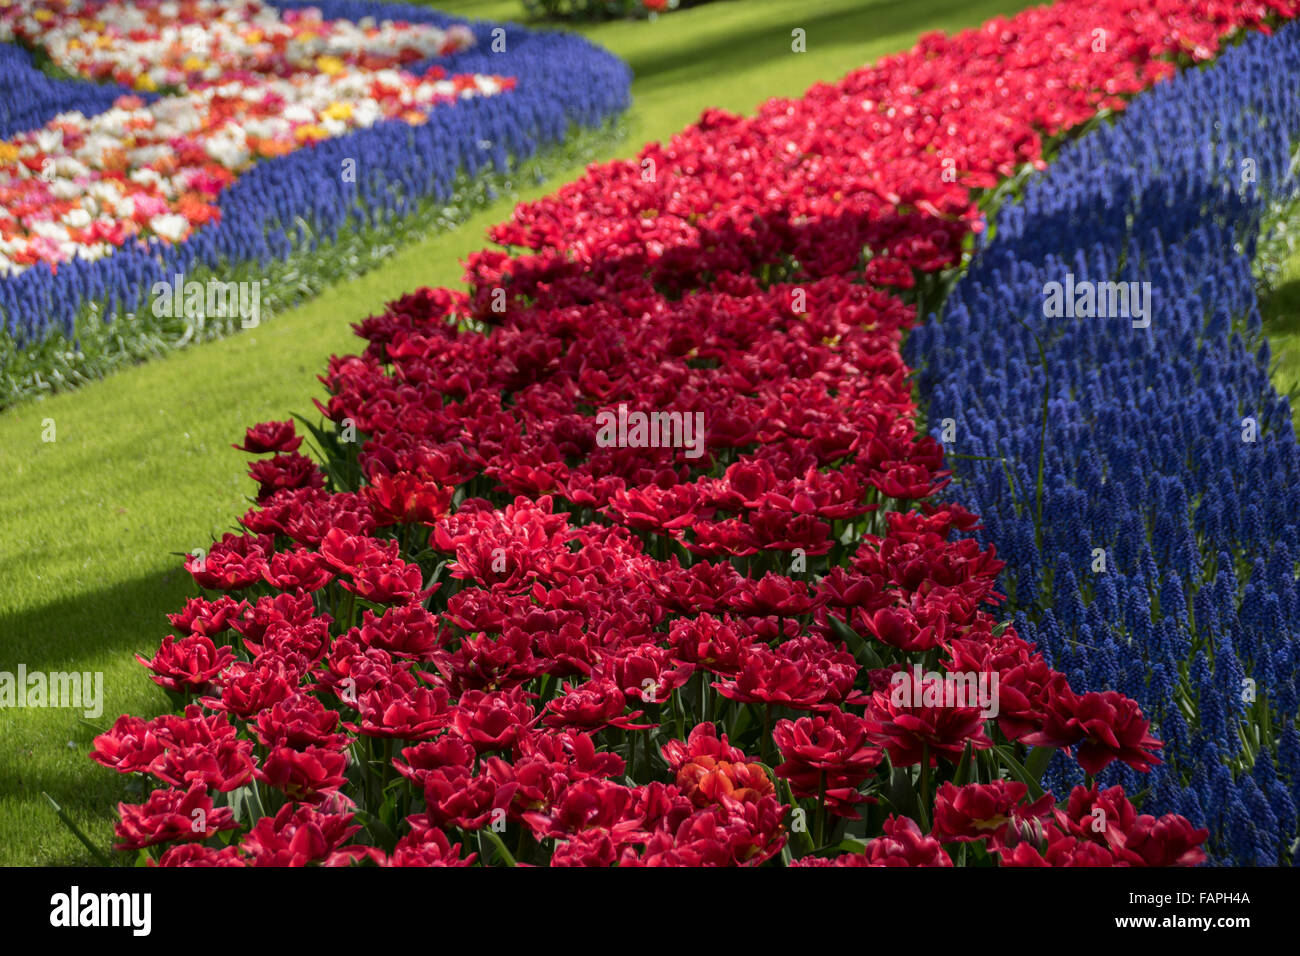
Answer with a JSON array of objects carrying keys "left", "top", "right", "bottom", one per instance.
[
  {"left": 0, "top": 566, "right": 194, "bottom": 674},
  {"left": 1258, "top": 268, "right": 1300, "bottom": 407},
  {"left": 622, "top": 0, "right": 1000, "bottom": 99},
  {"left": 1261, "top": 275, "right": 1300, "bottom": 333},
  {"left": 0, "top": 569, "right": 186, "bottom": 865}
]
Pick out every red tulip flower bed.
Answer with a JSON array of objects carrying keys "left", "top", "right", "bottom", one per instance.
[
  {"left": 474, "top": 0, "right": 1296, "bottom": 300},
  {"left": 92, "top": 0, "right": 1296, "bottom": 866}
]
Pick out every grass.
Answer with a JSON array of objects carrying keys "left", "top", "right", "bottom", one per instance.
[
  {"left": 1259, "top": 210, "right": 1300, "bottom": 408},
  {"left": 0, "top": 0, "right": 1042, "bottom": 865},
  {"left": 1262, "top": 265, "right": 1300, "bottom": 404}
]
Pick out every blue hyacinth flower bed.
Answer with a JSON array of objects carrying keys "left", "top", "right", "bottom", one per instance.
[
  {"left": 908, "top": 23, "right": 1300, "bottom": 865},
  {"left": 0, "top": 42, "right": 149, "bottom": 141}
]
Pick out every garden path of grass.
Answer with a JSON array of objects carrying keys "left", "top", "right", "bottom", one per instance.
[{"left": 0, "top": 0, "right": 1041, "bottom": 864}]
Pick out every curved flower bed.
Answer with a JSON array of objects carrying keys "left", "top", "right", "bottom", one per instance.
[
  {"left": 0, "top": 1, "right": 630, "bottom": 404},
  {"left": 0, "top": 1, "right": 496, "bottom": 273},
  {"left": 471, "top": 0, "right": 1288, "bottom": 303},
  {"left": 103, "top": 279, "right": 1204, "bottom": 868},
  {"left": 907, "top": 23, "right": 1300, "bottom": 864},
  {"left": 91, "top": 0, "right": 1297, "bottom": 866}
]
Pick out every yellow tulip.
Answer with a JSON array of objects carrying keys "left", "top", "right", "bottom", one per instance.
[{"left": 315, "top": 55, "right": 345, "bottom": 76}]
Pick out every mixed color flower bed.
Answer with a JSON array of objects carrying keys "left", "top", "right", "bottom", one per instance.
[
  {"left": 91, "top": 0, "right": 1299, "bottom": 865},
  {"left": 908, "top": 21, "right": 1300, "bottom": 864},
  {"left": 0, "top": 0, "right": 495, "bottom": 272},
  {"left": 0, "top": 0, "right": 630, "bottom": 404}
]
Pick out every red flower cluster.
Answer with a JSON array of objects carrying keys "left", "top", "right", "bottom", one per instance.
[
  {"left": 89, "top": 0, "right": 1279, "bottom": 866},
  {"left": 470, "top": 0, "right": 1295, "bottom": 308},
  {"left": 998, "top": 785, "right": 1210, "bottom": 867}
]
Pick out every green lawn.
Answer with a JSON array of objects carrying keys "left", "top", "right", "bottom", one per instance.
[
  {"left": 0, "top": 0, "right": 1041, "bottom": 865},
  {"left": 1260, "top": 234, "right": 1300, "bottom": 410}
]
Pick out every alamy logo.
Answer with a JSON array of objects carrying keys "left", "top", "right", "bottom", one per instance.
[
  {"left": 595, "top": 403, "right": 705, "bottom": 460},
  {"left": 1042, "top": 273, "right": 1151, "bottom": 328},
  {"left": 0, "top": 665, "right": 102, "bottom": 718},
  {"left": 151, "top": 272, "right": 262, "bottom": 329},
  {"left": 889, "top": 665, "right": 1000, "bottom": 719},
  {"left": 50, "top": 886, "right": 151, "bottom": 936}
]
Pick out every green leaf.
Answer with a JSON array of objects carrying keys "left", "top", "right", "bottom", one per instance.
[
  {"left": 1023, "top": 745, "right": 1057, "bottom": 784},
  {"left": 354, "top": 809, "right": 398, "bottom": 852},
  {"left": 828, "top": 613, "right": 882, "bottom": 669},
  {"left": 43, "top": 791, "right": 112, "bottom": 866},
  {"left": 992, "top": 746, "right": 1045, "bottom": 800},
  {"left": 953, "top": 740, "right": 973, "bottom": 787},
  {"left": 291, "top": 411, "right": 333, "bottom": 450},
  {"left": 481, "top": 827, "right": 517, "bottom": 867},
  {"left": 885, "top": 765, "right": 919, "bottom": 819}
]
